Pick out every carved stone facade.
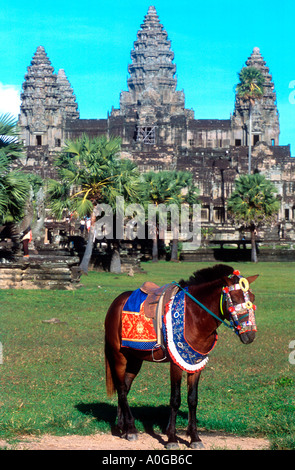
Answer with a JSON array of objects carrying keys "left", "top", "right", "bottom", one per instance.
[
  {"left": 232, "top": 47, "right": 280, "bottom": 147},
  {"left": 19, "top": 45, "right": 79, "bottom": 175},
  {"left": 18, "top": 6, "right": 295, "bottom": 241}
]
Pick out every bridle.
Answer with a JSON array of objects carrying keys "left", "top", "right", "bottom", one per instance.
[
  {"left": 221, "top": 270, "right": 257, "bottom": 335},
  {"left": 172, "top": 269, "right": 257, "bottom": 336}
]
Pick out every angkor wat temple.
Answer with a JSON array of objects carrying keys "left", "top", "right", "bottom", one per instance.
[{"left": 18, "top": 5, "right": 295, "bottom": 242}]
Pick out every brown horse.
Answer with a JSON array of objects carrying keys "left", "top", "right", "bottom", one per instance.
[{"left": 104, "top": 264, "right": 258, "bottom": 449}]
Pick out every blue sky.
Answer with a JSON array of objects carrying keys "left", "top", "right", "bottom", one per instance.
[{"left": 1, "top": 0, "right": 294, "bottom": 155}]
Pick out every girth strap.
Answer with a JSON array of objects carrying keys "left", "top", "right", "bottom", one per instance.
[{"left": 154, "top": 283, "right": 179, "bottom": 346}]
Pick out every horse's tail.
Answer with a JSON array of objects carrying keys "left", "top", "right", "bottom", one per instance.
[
  {"left": 105, "top": 346, "right": 116, "bottom": 397},
  {"left": 104, "top": 291, "right": 132, "bottom": 397}
]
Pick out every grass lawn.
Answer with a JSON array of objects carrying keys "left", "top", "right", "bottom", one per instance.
[{"left": 0, "top": 260, "right": 294, "bottom": 449}]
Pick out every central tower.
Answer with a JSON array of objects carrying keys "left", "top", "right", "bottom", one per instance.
[{"left": 114, "top": 5, "right": 193, "bottom": 145}]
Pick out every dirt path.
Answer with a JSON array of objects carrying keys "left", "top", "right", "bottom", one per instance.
[{"left": 0, "top": 431, "right": 270, "bottom": 451}]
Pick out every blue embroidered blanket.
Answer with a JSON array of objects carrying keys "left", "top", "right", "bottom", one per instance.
[{"left": 163, "top": 288, "right": 212, "bottom": 372}]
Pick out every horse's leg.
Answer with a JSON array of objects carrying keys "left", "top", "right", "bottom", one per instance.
[
  {"left": 105, "top": 343, "right": 137, "bottom": 440},
  {"left": 186, "top": 370, "right": 204, "bottom": 449},
  {"left": 117, "top": 355, "right": 143, "bottom": 440},
  {"left": 166, "top": 362, "right": 183, "bottom": 449}
]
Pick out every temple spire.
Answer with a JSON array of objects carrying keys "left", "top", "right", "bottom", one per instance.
[
  {"left": 119, "top": 5, "right": 188, "bottom": 117},
  {"left": 57, "top": 69, "right": 79, "bottom": 120},
  {"left": 19, "top": 46, "right": 79, "bottom": 150},
  {"left": 232, "top": 47, "right": 280, "bottom": 146},
  {"left": 19, "top": 46, "right": 60, "bottom": 137}
]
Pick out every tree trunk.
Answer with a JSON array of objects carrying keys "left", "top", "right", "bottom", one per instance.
[
  {"left": 79, "top": 212, "right": 97, "bottom": 274},
  {"left": 171, "top": 223, "right": 179, "bottom": 262},
  {"left": 248, "top": 101, "right": 252, "bottom": 174},
  {"left": 32, "top": 187, "right": 46, "bottom": 245},
  {"left": 152, "top": 233, "right": 158, "bottom": 262},
  {"left": 250, "top": 226, "right": 258, "bottom": 263},
  {"left": 79, "top": 225, "right": 95, "bottom": 274},
  {"left": 171, "top": 238, "right": 178, "bottom": 261},
  {"left": 149, "top": 222, "right": 158, "bottom": 262}
]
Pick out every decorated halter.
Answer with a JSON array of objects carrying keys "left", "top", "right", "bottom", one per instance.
[{"left": 221, "top": 270, "right": 257, "bottom": 335}]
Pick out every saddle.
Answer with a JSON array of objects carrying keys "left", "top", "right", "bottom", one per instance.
[{"left": 139, "top": 281, "right": 179, "bottom": 346}]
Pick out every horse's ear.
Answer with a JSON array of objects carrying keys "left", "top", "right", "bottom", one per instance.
[{"left": 247, "top": 275, "right": 259, "bottom": 284}]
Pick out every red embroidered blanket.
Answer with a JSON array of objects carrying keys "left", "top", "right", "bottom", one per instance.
[{"left": 121, "top": 289, "right": 158, "bottom": 350}]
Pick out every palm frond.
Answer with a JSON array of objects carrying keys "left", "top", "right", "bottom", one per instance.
[
  {"left": 0, "top": 114, "right": 25, "bottom": 160},
  {"left": 227, "top": 173, "right": 279, "bottom": 227},
  {"left": 72, "top": 197, "right": 93, "bottom": 218},
  {"left": 236, "top": 67, "right": 264, "bottom": 103}
]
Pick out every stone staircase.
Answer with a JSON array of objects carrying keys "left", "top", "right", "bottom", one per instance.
[{"left": 0, "top": 249, "right": 81, "bottom": 290}]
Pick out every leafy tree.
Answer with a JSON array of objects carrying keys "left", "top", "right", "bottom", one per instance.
[
  {"left": 236, "top": 67, "right": 264, "bottom": 174},
  {"left": 0, "top": 114, "right": 30, "bottom": 227},
  {"left": 227, "top": 173, "right": 280, "bottom": 262},
  {"left": 0, "top": 155, "right": 31, "bottom": 225},
  {"left": 47, "top": 134, "right": 141, "bottom": 273},
  {"left": 142, "top": 170, "right": 199, "bottom": 262},
  {"left": 0, "top": 113, "right": 25, "bottom": 161},
  {"left": 23, "top": 173, "right": 46, "bottom": 241}
]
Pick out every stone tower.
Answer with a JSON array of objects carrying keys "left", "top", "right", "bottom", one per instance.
[
  {"left": 232, "top": 47, "right": 280, "bottom": 147},
  {"left": 19, "top": 46, "right": 79, "bottom": 151},
  {"left": 112, "top": 5, "right": 193, "bottom": 145},
  {"left": 56, "top": 69, "right": 79, "bottom": 120}
]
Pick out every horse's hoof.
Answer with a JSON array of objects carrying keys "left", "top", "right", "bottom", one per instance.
[
  {"left": 126, "top": 433, "right": 138, "bottom": 441},
  {"left": 165, "top": 442, "right": 179, "bottom": 450},
  {"left": 190, "top": 440, "right": 204, "bottom": 450}
]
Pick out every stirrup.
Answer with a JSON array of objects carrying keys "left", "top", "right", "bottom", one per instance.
[{"left": 152, "top": 344, "right": 167, "bottom": 362}]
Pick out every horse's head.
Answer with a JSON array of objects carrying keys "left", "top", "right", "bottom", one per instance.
[{"left": 222, "top": 270, "right": 258, "bottom": 344}]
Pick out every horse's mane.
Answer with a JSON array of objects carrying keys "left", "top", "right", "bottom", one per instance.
[{"left": 179, "top": 264, "right": 234, "bottom": 287}]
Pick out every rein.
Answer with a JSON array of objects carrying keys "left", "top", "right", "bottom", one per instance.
[{"left": 171, "top": 281, "right": 234, "bottom": 332}]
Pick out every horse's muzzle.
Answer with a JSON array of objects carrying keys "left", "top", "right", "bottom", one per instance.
[{"left": 239, "top": 330, "right": 256, "bottom": 344}]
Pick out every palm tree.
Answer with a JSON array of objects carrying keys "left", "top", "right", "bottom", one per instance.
[
  {"left": 142, "top": 171, "right": 174, "bottom": 262},
  {"left": 236, "top": 67, "right": 264, "bottom": 174},
  {"left": 0, "top": 113, "right": 25, "bottom": 161},
  {"left": 142, "top": 171, "right": 199, "bottom": 262},
  {"left": 168, "top": 172, "right": 199, "bottom": 261},
  {"left": 0, "top": 114, "right": 30, "bottom": 231},
  {"left": 47, "top": 134, "right": 141, "bottom": 273},
  {"left": 0, "top": 155, "right": 31, "bottom": 225},
  {"left": 227, "top": 173, "right": 280, "bottom": 262}
]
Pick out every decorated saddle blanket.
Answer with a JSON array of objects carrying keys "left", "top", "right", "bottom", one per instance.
[
  {"left": 121, "top": 286, "right": 217, "bottom": 372},
  {"left": 121, "top": 288, "right": 158, "bottom": 350}
]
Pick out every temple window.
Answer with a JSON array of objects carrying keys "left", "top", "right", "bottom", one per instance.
[
  {"left": 253, "top": 134, "right": 259, "bottom": 145},
  {"left": 136, "top": 126, "right": 156, "bottom": 144},
  {"left": 201, "top": 206, "right": 210, "bottom": 222},
  {"left": 213, "top": 207, "right": 224, "bottom": 223}
]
